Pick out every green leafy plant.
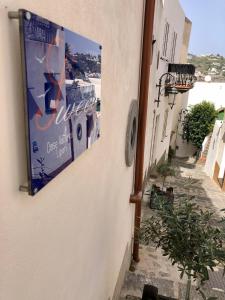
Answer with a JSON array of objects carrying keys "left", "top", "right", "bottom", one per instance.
[
  {"left": 140, "top": 178, "right": 225, "bottom": 300},
  {"left": 157, "top": 163, "right": 175, "bottom": 188},
  {"left": 182, "top": 101, "right": 217, "bottom": 150}
]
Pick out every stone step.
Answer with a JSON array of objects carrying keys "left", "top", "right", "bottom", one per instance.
[{"left": 120, "top": 296, "right": 141, "bottom": 300}]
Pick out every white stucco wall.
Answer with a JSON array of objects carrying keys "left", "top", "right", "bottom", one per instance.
[
  {"left": 187, "top": 82, "right": 225, "bottom": 110},
  {"left": 175, "top": 135, "right": 197, "bottom": 158},
  {"left": 214, "top": 121, "right": 225, "bottom": 180},
  {"left": 0, "top": 1, "right": 144, "bottom": 300},
  {"left": 144, "top": 0, "right": 186, "bottom": 171},
  {"left": 218, "top": 147, "right": 225, "bottom": 179},
  {"left": 143, "top": 0, "right": 163, "bottom": 173},
  {"left": 205, "top": 120, "right": 223, "bottom": 178},
  {"left": 170, "top": 16, "right": 192, "bottom": 153}
]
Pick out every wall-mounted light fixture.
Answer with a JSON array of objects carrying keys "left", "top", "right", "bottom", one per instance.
[
  {"left": 155, "top": 64, "right": 196, "bottom": 110},
  {"left": 155, "top": 73, "right": 178, "bottom": 109},
  {"left": 168, "top": 91, "right": 179, "bottom": 109}
]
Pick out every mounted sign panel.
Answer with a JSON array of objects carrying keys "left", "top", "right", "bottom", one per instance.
[{"left": 17, "top": 9, "right": 101, "bottom": 195}]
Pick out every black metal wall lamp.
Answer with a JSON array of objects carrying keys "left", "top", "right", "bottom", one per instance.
[{"left": 155, "top": 72, "right": 178, "bottom": 108}]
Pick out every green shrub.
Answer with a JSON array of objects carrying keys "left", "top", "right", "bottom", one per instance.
[
  {"left": 182, "top": 101, "right": 217, "bottom": 149},
  {"left": 140, "top": 178, "right": 225, "bottom": 300}
]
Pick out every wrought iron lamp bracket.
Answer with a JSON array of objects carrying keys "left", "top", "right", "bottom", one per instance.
[{"left": 155, "top": 72, "right": 176, "bottom": 107}]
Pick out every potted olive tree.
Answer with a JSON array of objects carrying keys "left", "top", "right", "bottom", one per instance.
[
  {"left": 146, "top": 163, "right": 175, "bottom": 209},
  {"left": 157, "top": 163, "right": 175, "bottom": 189},
  {"left": 140, "top": 179, "right": 225, "bottom": 300}
]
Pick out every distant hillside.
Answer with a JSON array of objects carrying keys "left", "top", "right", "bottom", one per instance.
[{"left": 188, "top": 53, "right": 225, "bottom": 82}]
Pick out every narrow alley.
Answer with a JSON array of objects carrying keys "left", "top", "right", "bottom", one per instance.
[{"left": 120, "top": 158, "right": 225, "bottom": 300}]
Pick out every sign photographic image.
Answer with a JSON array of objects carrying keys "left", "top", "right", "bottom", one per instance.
[{"left": 20, "top": 10, "right": 101, "bottom": 195}]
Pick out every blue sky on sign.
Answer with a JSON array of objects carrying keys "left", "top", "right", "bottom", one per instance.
[
  {"left": 179, "top": 0, "right": 225, "bottom": 56},
  {"left": 65, "top": 29, "right": 101, "bottom": 56}
]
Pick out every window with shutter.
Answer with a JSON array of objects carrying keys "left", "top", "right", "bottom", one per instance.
[{"left": 162, "top": 22, "right": 170, "bottom": 58}]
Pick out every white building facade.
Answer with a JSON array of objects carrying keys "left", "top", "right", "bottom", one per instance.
[
  {"left": 0, "top": 1, "right": 144, "bottom": 299},
  {"left": 144, "top": 0, "right": 191, "bottom": 172},
  {"left": 188, "top": 82, "right": 225, "bottom": 110},
  {"left": 204, "top": 114, "right": 225, "bottom": 191},
  {"left": 0, "top": 1, "right": 191, "bottom": 299}
]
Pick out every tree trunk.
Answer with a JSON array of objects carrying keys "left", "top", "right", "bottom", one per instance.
[
  {"left": 185, "top": 275, "right": 191, "bottom": 300},
  {"left": 162, "top": 176, "right": 166, "bottom": 189}
]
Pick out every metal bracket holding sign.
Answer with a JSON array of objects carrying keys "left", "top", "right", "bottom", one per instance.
[{"left": 9, "top": 9, "right": 102, "bottom": 195}]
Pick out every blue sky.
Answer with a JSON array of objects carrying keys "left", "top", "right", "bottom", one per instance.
[
  {"left": 179, "top": 0, "right": 225, "bottom": 56},
  {"left": 65, "top": 29, "right": 101, "bottom": 56}
]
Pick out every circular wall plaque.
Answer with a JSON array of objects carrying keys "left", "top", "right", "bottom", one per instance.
[{"left": 125, "top": 100, "right": 138, "bottom": 167}]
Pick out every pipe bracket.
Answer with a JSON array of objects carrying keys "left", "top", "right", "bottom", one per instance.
[{"left": 130, "top": 191, "right": 142, "bottom": 203}]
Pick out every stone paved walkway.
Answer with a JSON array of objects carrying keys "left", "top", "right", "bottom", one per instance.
[{"left": 120, "top": 158, "right": 225, "bottom": 300}]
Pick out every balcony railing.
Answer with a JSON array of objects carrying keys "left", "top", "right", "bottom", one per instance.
[{"left": 166, "top": 63, "right": 196, "bottom": 94}]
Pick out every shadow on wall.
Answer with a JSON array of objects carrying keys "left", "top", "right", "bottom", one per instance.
[
  {"left": 175, "top": 135, "right": 197, "bottom": 158},
  {"left": 147, "top": 150, "right": 167, "bottom": 179}
]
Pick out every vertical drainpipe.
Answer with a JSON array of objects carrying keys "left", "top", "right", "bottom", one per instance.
[{"left": 130, "top": 0, "right": 155, "bottom": 263}]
